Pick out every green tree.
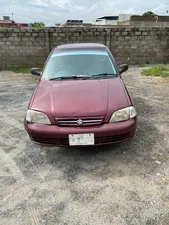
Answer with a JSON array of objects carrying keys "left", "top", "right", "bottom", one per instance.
[
  {"left": 143, "top": 11, "right": 157, "bottom": 16},
  {"left": 32, "top": 22, "right": 45, "bottom": 29}
]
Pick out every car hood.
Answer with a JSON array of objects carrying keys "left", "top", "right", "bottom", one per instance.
[{"left": 30, "top": 78, "right": 131, "bottom": 120}]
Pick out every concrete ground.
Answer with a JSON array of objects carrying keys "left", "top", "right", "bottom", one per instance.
[{"left": 0, "top": 68, "right": 169, "bottom": 225}]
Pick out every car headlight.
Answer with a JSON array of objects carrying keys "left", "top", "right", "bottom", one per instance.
[
  {"left": 109, "top": 106, "right": 137, "bottom": 122},
  {"left": 26, "top": 109, "right": 51, "bottom": 124}
]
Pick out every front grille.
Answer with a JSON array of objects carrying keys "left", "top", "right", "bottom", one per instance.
[
  {"left": 56, "top": 117, "right": 103, "bottom": 127},
  {"left": 32, "top": 133, "right": 131, "bottom": 146}
]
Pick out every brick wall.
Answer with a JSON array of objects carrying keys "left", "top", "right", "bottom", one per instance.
[{"left": 0, "top": 26, "right": 169, "bottom": 69}]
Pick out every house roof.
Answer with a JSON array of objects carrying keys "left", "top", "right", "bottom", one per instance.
[
  {"left": 97, "top": 16, "right": 119, "bottom": 20},
  {"left": 0, "top": 23, "right": 29, "bottom": 27},
  {"left": 0, "top": 20, "right": 15, "bottom": 24},
  {"left": 131, "top": 15, "right": 169, "bottom": 22}
]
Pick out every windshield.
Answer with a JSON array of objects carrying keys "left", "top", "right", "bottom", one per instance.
[{"left": 42, "top": 50, "right": 117, "bottom": 80}]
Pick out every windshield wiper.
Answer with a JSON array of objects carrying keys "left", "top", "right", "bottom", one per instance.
[
  {"left": 82, "top": 73, "right": 116, "bottom": 80},
  {"left": 49, "top": 73, "right": 116, "bottom": 81},
  {"left": 49, "top": 75, "right": 88, "bottom": 80},
  {"left": 49, "top": 75, "right": 84, "bottom": 81}
]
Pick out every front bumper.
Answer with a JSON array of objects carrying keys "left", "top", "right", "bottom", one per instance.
[{"left": 25, "top": 118, "right": 137, "bottom": 146}]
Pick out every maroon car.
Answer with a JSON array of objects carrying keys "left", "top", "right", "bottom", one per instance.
[{"left": 25, "top": 43, "right": 137, "bottom": 146}]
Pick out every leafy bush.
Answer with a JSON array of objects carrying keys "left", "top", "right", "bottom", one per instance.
[
  {"left": 141, "top": 66, "right": 169, "bottom": 78},
  {"left": 143, "top": 11, "right": 157, "bottom": 16},
  {"left": 32, "top": 22, "right": 45, "bottom": 29}
]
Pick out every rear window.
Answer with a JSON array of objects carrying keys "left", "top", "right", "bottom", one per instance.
[{"left": 42, "top": 50, "right": 117, "bottom": 79}]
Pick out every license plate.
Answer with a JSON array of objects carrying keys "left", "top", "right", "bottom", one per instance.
[{"left": 69, "top": 133, "right": 94, "bottom": 146}]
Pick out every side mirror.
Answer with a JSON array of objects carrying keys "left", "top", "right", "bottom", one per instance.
[
  {"left": 119, "top": 64, "right": 128, "bottom": 74},
  {"left": 31, "top": 68, "right": 42, "bottom": 76}
]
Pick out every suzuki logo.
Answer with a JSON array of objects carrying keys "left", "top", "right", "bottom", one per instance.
[{"left": 77, "top": 119, "right": 83, "bottom": 126}]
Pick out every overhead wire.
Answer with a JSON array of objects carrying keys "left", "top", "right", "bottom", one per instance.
[{"left": 0, "top": 13, "right": 56, "bottom": 23}]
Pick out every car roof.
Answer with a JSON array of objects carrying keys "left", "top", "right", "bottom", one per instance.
[{"left": 55, "top": 43, "right": 106, "bottom": 51}]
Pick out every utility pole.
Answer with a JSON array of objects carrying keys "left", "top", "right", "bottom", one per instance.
[{"left": 12, "top": 13, "right": 13, "bottom": 20}]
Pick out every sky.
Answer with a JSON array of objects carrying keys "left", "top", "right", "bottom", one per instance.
[{"left": 1, "top": 0, "right": 169, "bottom": 26}]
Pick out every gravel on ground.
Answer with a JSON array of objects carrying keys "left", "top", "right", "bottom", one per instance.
[{"left": 0, "top": 67, "right": 169, "bottom": 225}]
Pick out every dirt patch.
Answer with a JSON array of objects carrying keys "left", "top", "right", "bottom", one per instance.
[{"left": 142, "top": 76, "right": 169, "bottom": 86}]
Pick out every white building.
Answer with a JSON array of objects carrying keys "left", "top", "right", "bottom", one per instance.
[
  {"left": 93, "top": 16, "right": 119, "bottom": 25},
  {"left": 118, "top": 14, "right": 133, "bottom": 22},
  {"left": 92, "top": 14, "right": 133, "bottom": 25}
]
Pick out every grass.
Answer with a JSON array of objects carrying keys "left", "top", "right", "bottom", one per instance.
[
  {"left": 141, "top": 65, "right": 169, "bottom": 78},
  {"left": 7, "top": 65, "right": 43, "bottom": 74}
]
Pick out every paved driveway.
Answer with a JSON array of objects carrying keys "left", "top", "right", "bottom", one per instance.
[{"left": 0, "top": 68, "right": 169, "bottom": 225}]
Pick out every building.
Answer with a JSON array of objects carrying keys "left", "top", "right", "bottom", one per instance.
[
  {"left": 117, "top": 14, "right": 132, "bottom": 25},
  {"left": 93, "top": 16, "right": 119, "bottom": 25},
  {"left": 118, "top": 14, "right": 132, "bottom": 22},
  {"left": 130, "top": 15, "right": 169, "bottom": 26},
  {"left": 92, "top": 14, "right": 133, "bottom": 26},
  {"left": 0, "top": 16, "right": 31, "bottom": 28},
  {"left": 0, "top": 16, "right": 14, "bottom": 24}
]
